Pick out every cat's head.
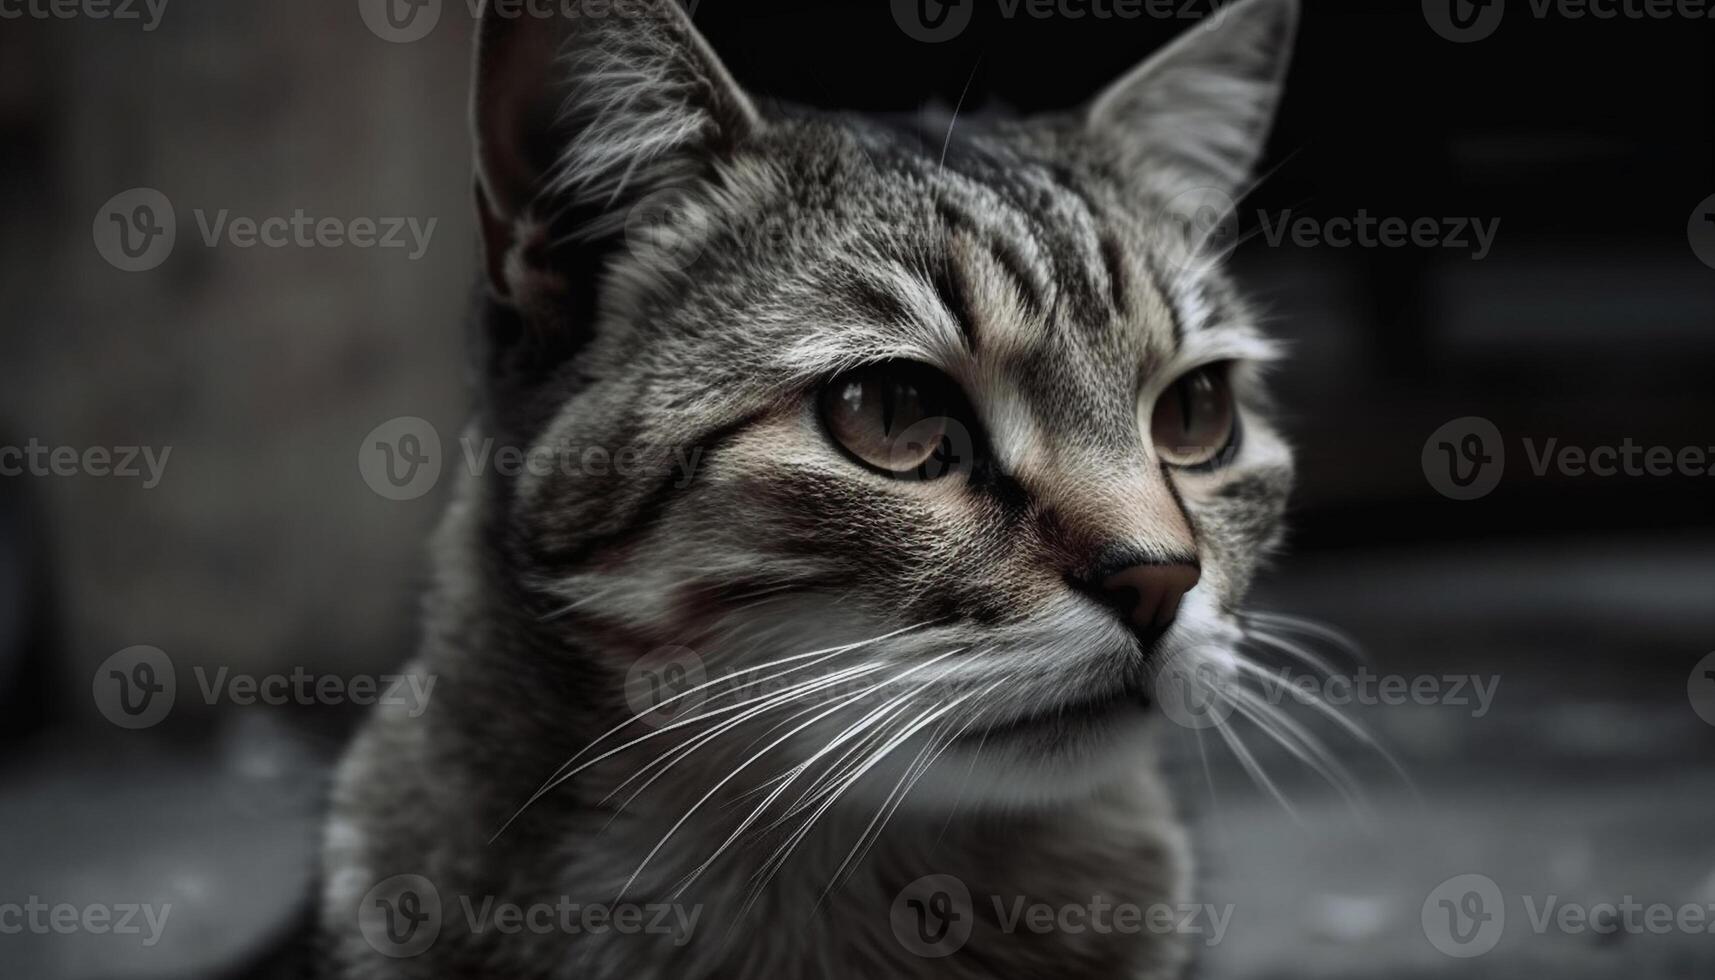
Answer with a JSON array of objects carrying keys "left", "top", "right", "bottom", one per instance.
[{"left": 466, "top": 0, "right": 1296, "bottom": 806}]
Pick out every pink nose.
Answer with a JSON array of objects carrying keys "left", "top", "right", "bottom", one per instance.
[{"left": 1099, "top": 562, "right": 1201, "bottom": 636}]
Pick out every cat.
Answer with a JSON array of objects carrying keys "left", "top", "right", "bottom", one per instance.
[{"left": 318, "top": 0, "right": 1298, "bottom": 976}]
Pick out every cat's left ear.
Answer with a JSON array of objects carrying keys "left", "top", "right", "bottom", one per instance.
[
  {"left": 471, "top": 0, "right": 760, "bottom": 311},
  {"left": 1084, "top": 0, "right": 1297, "bottom": 194}
]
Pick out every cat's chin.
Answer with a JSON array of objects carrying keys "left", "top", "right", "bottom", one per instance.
[{"left": 834, "top": 696, "right": 1160, "bottom": 811}]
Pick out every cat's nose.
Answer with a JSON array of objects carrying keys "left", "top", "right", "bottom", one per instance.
[{"left": 1098, "top": 561, "right": 1201, "bottom": 637}]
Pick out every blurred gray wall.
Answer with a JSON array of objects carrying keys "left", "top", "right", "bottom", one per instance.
[{"left": 1, "top": 3, "right": 482, "bottom": 722}]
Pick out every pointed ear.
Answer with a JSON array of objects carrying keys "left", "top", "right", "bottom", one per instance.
[
  {"left": 470, "top": 0, "right": 760, "bottom": 310},
  {"left": 1084, "top": 0, "right": 1297, "bottom": 195}
]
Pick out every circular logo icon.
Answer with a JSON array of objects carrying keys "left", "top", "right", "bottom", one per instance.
[
  {"left": 1689, "top": 652, "right": 1715, "bottom": 727},
  {"left": 1151, "top": 186, "right": 1239, "bottom": 276},
  {"left": 93, "top": 645, "right": 177, "bottom": 730},
  {"left": 1422, "top": 0, "right": 1505, "bottom": 42},
  {"left": 1422, "top": 873, "right": 1504, "bottom": 957},
  {"left": 358, "top": 0, "right": 442, "bottom": 43},
  {"left": 1151, "top": 647, "right": 1237, "bottom": 730},
  {"left": 624, "top": 188, "right": 712, "bottom": 273},
  {"left": 1688, "top": 194, "right": 1715, "bottom": 270},
  {"left": 890, "top": 873, "right": 974, "bottom": 957},
  {"left": 359, "top": 416, "right": 442, "bottom": 501},
  {"left": 358, "top": 874, "right": 442, "bottom": 958},
  {"left": 1422, "top": 417, "right": 1504, "bottom": 501},
  {"left": 884, "top": 417, "right": 976, "bottom": 484},
  {"left": 624, "top": 646, "right": 709, "bottom": 728},
  {"left": 891, "top": 0, "right": 972, "bottom": 43},
  {"left": 93, "top": 188, "right": 177, "bottom": 272}
]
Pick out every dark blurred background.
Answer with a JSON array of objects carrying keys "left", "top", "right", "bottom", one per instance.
[{"left": 1, "top": 0, "right": 1712, "bottom": 977}]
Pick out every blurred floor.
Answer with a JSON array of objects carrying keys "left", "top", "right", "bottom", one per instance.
[
  {"left": 2, "top": 533, "right": 1712, "bottom": 978},
  {"left": 1179, "top": 532, "right": 1715, "bottom": 978}
]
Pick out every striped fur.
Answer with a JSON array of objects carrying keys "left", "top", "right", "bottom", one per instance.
[{"left": 322, "top": 1, "right": 1299, "bottom": 977}]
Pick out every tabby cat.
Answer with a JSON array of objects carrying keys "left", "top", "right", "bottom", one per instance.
[{"left": 320, "top": 0, "right": 1298, "bottom": 976}]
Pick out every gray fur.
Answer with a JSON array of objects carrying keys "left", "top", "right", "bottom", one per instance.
[{"left": 321, "top": 0, "right": 1299, "bottom": 977}]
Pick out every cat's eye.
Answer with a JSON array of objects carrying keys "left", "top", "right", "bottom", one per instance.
[
  {"left": 1150, "top": 364, "right": 1238, "bottom": 469},
  {"left": 820, "top": 361, "right": 969, "bottom": 480}
]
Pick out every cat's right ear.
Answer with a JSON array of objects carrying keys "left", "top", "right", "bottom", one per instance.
[
  {"left": 1083, "top": 0, "right": 1297, "bottom": 196},
  {"left": 471, "top": 0, "right": 760, "bottom": 315}
]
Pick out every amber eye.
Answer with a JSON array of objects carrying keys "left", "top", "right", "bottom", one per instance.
[
  {"left": 820, "top": 361, "right": 969, "bottom": 479},
  {"left": 1150, "top": 364, "right": 1238, "bottom": 468}
]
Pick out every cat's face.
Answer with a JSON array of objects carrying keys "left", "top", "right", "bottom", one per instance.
[{"left": 473, "top": 0, "right": 1297, "bottom": 805}]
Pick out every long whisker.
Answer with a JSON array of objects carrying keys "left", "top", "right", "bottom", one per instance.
[
  {"left": 1240, "top": 624, "right": 1347, "bottom": 679},
  {"left": 1243, "top": 610, "right": 1364, "bottom": 658},
  {"left": 1212, "top": 708, "right": 1302, "bottom": 825},
  {"left": 617, "top": 648, "right": 968, "bottom": 902},
  {"left": 1226, "top": 688, "right": 1373, "bottom": 824},
  {"left": 491, "top": 621, "right": 933, "bottom": 841},
  {"left": 825, "top": 681, "right": 1000, "bottom": 901},
  {"left": 599, "top": 661, "right": 891, "bottom": 817},
  {"left": 798, "top": 683, "right": 998, "bottom": 910},
  {"left": 1234, "top": 641, "right": 1421, "bottom": 799},
  {"left": 666, "top": 673, "right": 953, "bottom": 900},
  {"left": 737, "top": 667, "right": 986, "bottom": 920}
]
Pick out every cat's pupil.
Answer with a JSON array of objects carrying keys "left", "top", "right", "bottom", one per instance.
[
  {"left": 1151, "top": 365, "right": 1237, "bottom": 468},
  {"left": 822, "top": 362, "right": 961, "bottom": 477}
]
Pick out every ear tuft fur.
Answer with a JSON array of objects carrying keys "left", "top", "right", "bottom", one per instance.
[
  {"left": 1085, "top": 0, "right": 1297, "bottom": 195},
  {"left": 471, "top": 0, "right": 759, "bottom": 311}
]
